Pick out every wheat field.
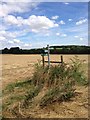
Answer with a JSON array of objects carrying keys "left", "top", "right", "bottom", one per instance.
[{"left": 2, "top": 54, "right": 88, "bottom": 88}]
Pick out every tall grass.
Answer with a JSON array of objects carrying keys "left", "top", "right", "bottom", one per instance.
[
  {"left": 23, "top": 55, "right": 87, "bottom": 108},
  {"left": 3, "top": 55, "right": 88, "bottom": 111}
]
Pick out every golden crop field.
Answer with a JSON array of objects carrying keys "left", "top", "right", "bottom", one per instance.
[
  {"left": 1, "top": 54, "right": 89, "bottom": 118},
  {"left": 2, "top": 54, "right": 88, "bottom": 88}
]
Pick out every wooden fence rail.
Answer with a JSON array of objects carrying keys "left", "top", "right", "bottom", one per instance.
[{"left": 41, "top": 45, "right": 63, "bottom": 68}]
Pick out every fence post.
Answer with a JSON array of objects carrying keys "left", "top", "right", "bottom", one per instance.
[
  {"left": 47, "top": 45, "right": 50, "bottom": 67},
  {"left": 61, "top": 55, "right": 63, "bottom": 63},
  {"left": 42, "top": 55, "right": 45, "bottom": 68}
]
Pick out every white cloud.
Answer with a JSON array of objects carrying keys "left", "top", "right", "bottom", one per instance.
[
  {"left": 4, "top": 39, "right": 31, "bottom": 49},
  {"left": 74, "top": 36, "right": 79, "bottom": 38},
  {"left": 8, "top": 40, "right": 14, "bottom": 44},
  {"left": 0, "top": 30, "right": 26, "bottom": 40},
  {"left": 5, "top": 15, "right": 25, "bottom": 27},
  {"left": 0, "top": 1, "right": 39, "bottom": 17},
  {"left": 24, "top": 43, "right": 32, "bottom": 47},
  {"left": 68, "top": 19, "right": 72, "bottom": 21},
  {"left": 5, "top": 15, "right": 59, "bottom": 33},
  {"left": 80, "top": 37, "right": 83, "bottom": 41},
  {"left": 27, "top": 15, "right": 59, "bottom": 30},
  {"left": 0, "top": 36, "right": 6, "bottom": 41},
  {"left": 56, "top": 33, "right": 67, "bottom": 37},
  {"left": 13, "top": 39, "right": 21, "bottom": 43},
  {"left": 56, "top": 33, "right": 60, "bottom": 36},
  {"left": 64, "top": 2, "right": 69, "bottom": 5},
  {"left": 0, "top": 0, "right": 41, "bottom": 2},
  {"left": 76, "top": 19, "right": 87, "bottom": 25},
  {"left": 0, "top": 30, "right": 6, "bottom": 36},
  {"left": 4, "top": 15, "right": 59, "bottom": 36},
  {"left": 59, "top": 20, "right": 65, "bottom": 25},
  {"left": 5, "top": 15, "right": 18, "bottom": 25},
  {"left": 51, "top": 15, "right": 59, "bottom": 20},
  {"left": 45, "top": 33, "right": 50, "bottom": 36},
  {"left": 61, "top": 34, "right": 67, "bottom": 37},
  {"left": 6, "top": 39, "right": 21, "bottom": 44},
  {"left": 74, "top": 36, "right": 84, "bottom": 41}
]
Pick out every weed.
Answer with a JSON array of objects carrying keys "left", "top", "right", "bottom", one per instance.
[
  {"left": 23, "top": 85, "right": 41, "bottom": 107},
  {"left": 3, "top": 79, "right": 32, "bottom": 94},
  {"left": 40, "top": 84, "right": 75, "bottom": 108},
  {"left": 70, "top": 55, "right": 88, "bottom": 85}
]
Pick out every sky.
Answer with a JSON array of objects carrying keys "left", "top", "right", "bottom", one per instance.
[{"left": 0, "top": 1, "right": 88, "bottom": 49}]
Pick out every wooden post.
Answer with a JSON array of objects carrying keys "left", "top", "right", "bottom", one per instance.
[
  {"left": 42, "top": 55, "right": 45, "bottom": 68},
  {"left": 47, "top": 45, "right": 50, "bottom": 67},
  {"left": 61, "top": 55, "right": 63, "bottom": 63}
]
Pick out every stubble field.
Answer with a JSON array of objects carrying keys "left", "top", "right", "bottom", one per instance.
[{"left": 1, "top": 54, "right": 89, "bottom": 118}]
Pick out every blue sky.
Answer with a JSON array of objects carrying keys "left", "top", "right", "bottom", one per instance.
[{"left": 0, "top": 1, "right": 88, "bottom": 49}]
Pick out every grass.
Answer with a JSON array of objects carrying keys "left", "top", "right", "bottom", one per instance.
[
  {"left": 21, "top": 55, "right": 87, "bottom": 108},
  {"left": 2, "top": 55, "right": 88, "bottom": 117},
  {"left": 23, "top": 85, "right": 41, "bottom": 107},
  {"left": 3, "top": 79, "right": 32, "bottom": 94}
]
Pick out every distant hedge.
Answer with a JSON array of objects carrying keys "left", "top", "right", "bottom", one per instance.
[{"left": 1, "top": 45, "right": 90, "bottom": 54}]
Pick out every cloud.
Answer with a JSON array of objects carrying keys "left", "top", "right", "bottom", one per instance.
[
  {"left": 8, "top": 40, "right": 14, "bottom": 44},
  {"left": 2, "top": 38, "right": 32, "bottom": 49},
  {"left": 61, "top": 34, "right": 67, "bottom": 37},
  {"left": 0, "top": 1, "right": 39, "bottom": 17},
  {"left": 44, "top": 33, "right": 50, "bottom": 36},
  {"left": 0, "top": 0, "right": 89, "bottom": 2},
  {"left": 76, "top": 19, "right": 87, "bottom": 25},
  {"left": 0, "top": 0, "right": 43, "bottom": 2},
  {"left": 0, "top": 36, "right": 6, "bottom": 41},
  {"left": 56, "top": 33, "right": 60, "bottom": 36},
  {"left": 4, "top": 15, "right": 59, "bottom": 33},
  {"left": 64, "top": 3, "right": 69, "bottom": 5},
  {"left": 51, "top": 15, "right": 59, "bottom": 20},
  {"left": 68, "top": 19, "right": 72, "bottom": 21},
  {"left": 5, "top": 39, "right": 21, "bottom": 44},
  {"left": 5, "top": 15, "right": 18, "bottom": 25},
  {"left": 27, "top": 15, "right": 59, "bottom": 30},
  {"left": 74, "top": 36, "right": 79, "bottom": 38},
  {"left": 59, "top": 20, "right": 65, "bottom": 25},
  {"left": 0, "top": 29, "right": 26, "bottom": 40},
  {"left": 80, "top": 37, "right": 83, "bottom": 41},
  {"left": 13, "top": 39, "right": 21, "bottom": 43},
  {"left": 56, "top": 33, "right": 67, "bottom": 37},
  {"left": 24, "top": 43, "right": 32, "bottom": 47},
  {"left": 74, "top": 36, "right": 84, "bottom": 41}
]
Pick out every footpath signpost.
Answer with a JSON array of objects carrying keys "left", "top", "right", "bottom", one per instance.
[
  {"left": 41, "top": 45, "right": 50, "bottom": 67},
  {"left": 41, "top": 45, "right": 63, "bottom": 68},
  {"left": 47, "top": 45, "right": 50, "bottom": 68}
]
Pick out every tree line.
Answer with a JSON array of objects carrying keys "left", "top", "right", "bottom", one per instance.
[{"left": 0, "top": 45, "right": 90, "bottom": 54}]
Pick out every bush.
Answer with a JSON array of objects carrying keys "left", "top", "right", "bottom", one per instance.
[
  {"left": 23, "top": 55, "right": 87, "bottom": 108},
  {"left": 23, "top": 85, "right": 41, "bottom": 107},
  {"left": 40, "top": 82, "right": 75, "bottom": 108},
  {"left": 70, "top": 55, "right": 88, "bottom": 85}
]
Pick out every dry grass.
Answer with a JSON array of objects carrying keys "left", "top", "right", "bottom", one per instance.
[
  {"left": 1, "top": 54, "right": 89, "bottom": 118},
  {"left": 2, "top": 54, "right": 88, "bottom": 88}
]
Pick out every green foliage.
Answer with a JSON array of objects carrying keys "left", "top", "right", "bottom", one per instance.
[
  {"left": 70, "top": 55, "right": 88, "bottom": 85},
  {"left": 31, "top": 55, "right": 87, "bottom": 107},
  {"left": 2, "top": 45, "right": 90, "bottom": 54},
  {"left": 40, "top": 83, "right": 75, "bottom": 108},
  {"left": 3, "top": 79, "right": 32, "bottom": 94},
  {"left": 23, "top": 85, "right": 41, "bottom": 107},
  {"left": 32, "top": 61, "right": 49, "bottom": 86},
  {"left": 4, "top": 84, "right": 15, "bottom": 93}
]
